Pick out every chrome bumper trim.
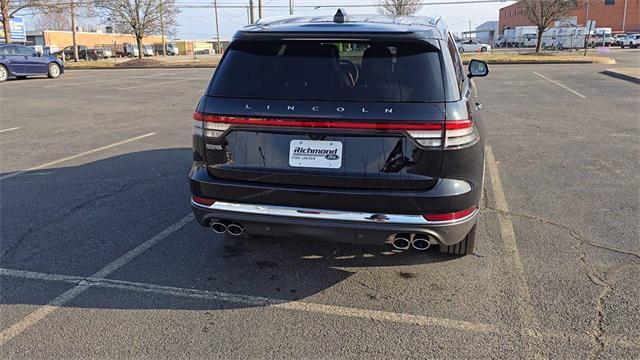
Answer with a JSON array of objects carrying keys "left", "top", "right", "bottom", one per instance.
[{"left": 191, "top": 200, "right": 478, "bottom": 226}]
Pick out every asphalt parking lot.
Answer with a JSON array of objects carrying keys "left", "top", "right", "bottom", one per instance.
[{"left": 1, "top": 53, "right": 639, "bottom": 359}]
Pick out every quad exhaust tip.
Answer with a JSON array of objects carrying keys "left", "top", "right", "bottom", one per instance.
[
  {"left": 210, "top": 221, "right": 227, "bottom": 234},
  {"left": 411, "top": 236, "right": 431, "bottom": 251},
  {"left": 210, "top": 221, "right": 245, "bottom": 236},
  {"left": 391, "top": 234, "right": 435, "bottom": 251},
  {"left": 227, "top": 223, "right": 244, "bottom": 236},
  {"left": 391, "top": 235, "right": 411, "bottom": 250}
]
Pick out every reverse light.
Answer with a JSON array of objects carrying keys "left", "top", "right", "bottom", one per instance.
[
  {"left": 423, "top": 206, "right": 477, "bottom": 222},
  {"left": 193, "top": 112, "right": 231, "bottom": 138},
  {"left": 444, "top": 120, "right": 479, "bottom": 148},
  {"left": 192, "top": 196, "right": 216, "bottom": 206}
]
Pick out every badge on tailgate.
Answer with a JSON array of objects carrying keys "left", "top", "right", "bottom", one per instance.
[{"left": 289, "top": 140, "right": 343, "bottom": 169}]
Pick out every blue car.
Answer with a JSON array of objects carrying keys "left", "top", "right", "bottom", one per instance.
[{"left": 0, "top": 44, "right": 64, "bottom": 82}]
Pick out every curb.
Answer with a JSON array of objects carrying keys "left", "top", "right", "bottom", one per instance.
[
  {"left": 65, "top": 65, "right": 217, "bottom": 70},
  {"left": 602, "top": 69, "right": 640, "bottom": 84},
  {"left": 462, "top": 60, "right": 613, "bottom": 65}
]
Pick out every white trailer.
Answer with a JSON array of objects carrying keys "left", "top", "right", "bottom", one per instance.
[
  {"left": 543, "top": 26, "right": 587, "bottom": 50},
  {"left": 515, "top": 26, "right": 538, "bottom": 47}
]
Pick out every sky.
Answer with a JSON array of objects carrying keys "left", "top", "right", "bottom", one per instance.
[
  {"left": 19, "top": 0, "right": 516, "bottom": 40},
  {"left": 175, "top": 0, "right": 517, "bottom": 40}
]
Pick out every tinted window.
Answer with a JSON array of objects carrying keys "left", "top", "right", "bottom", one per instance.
[
  {"left": 0, "top": 46, "right": 17, "bottom": 55},
  {"left": 209, "top": 40, "right": 445, "bottom": 103},
  {"left": 0, "top": 46, "right": 9, "bottom": 55},
  {"left": 447, "top": 35, "right": 464, "bottom": 94},
  {"left": 15, "top": 45, "right": 34, "bottom": 55}
]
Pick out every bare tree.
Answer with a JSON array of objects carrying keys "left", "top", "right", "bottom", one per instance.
[
  {"left": 1, "top": 0, "right": 51, "bottom": 43},
  {"left": 97, "top": 0, "right": 178, "bottom": 59},
  {"left": 32, "top": 10, "right": 70, "bottom": 30},
  {"left": 520, "top": 0, "right": 580, "bottom": 52},
  {"left": 377, "top": 0, "right": 422, "bottom": 16}
]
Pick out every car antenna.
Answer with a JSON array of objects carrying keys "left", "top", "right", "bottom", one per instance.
[{"left": 333, "top": 9, "right": 347, "bottom": 24}]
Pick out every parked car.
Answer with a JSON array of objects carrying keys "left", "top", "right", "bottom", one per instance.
[
  {"left": 190, "top": 10, "right": 489, "bottom": 255},
  {"left": 0, "top": 44, "right": 64, "bottom": 82},
  {"left": 153, "top": 42, "right": 180, "bottom": 56},
  {"left": 613, "top": 34, "right": 627, "bottom": 46},
  {"left": 620, "top": 34, "right": 640, "bottom": 48},
  {"left": 121, "top": 43, "right": 140, "bottom": 58},
  {"left": 97, "top": 47, "right": 113, "bottom": 58},
  {"left": 143, "top": 44, "right": 154, "bottom": 57},
  {"left": 457, "top": 39, "right": 492, "bottom": 53},
  {"left": 55, "top": 45, "right": 102, "bottom": 61}
]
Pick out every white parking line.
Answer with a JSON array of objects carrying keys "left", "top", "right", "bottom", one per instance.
[
  {"left": 485, "top": 146, "right": 545, "bottom": 358},
  {"left": 0, "top": 127, "right": 20, "bottom": 134},
  {"left": 118, "top": 79, "right": 193, "bottom": 90},
  {"left": 0, "top": 213, "right": 194, "bottom": 346},
  {"left": 43, "top": 78, "right": 121, "bottom": 88},
  {"left": 0, "top": 132, "right": 155, "bottom": 181},
  {"left": 533, "top": 72, "right": 587, "bottom": 98},
  {"left": 1, "top": 266, "right": 638, "bottom": 349}
]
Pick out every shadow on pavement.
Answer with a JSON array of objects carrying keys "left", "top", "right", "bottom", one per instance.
[{"left": 0, "top": 148, "right": 456, "bottom": 311}]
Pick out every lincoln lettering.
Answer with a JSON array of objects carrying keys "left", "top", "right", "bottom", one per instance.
[{"left": 244, "top": 104, "right": 393, "bottom": 114}]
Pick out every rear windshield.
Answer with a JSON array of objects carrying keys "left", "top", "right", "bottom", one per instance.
[{"left": 208, "top": 40, "right": 445, "bottom": 103}]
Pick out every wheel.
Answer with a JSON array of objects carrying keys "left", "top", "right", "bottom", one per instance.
[
  {"left": 439, "top": 221, "right": 478, "bottom": 256},
  {"left": 481, "top": 47, "right": 488, "bottom": 52},
  {"left": 0, "top": 65, "right": 8, "bottom": 82},
  {"left": 47, "top": 62, "right": 61, "bottom": 79},
  {"left": 620, "top": 44, "right": 625, "bottom": 49}
]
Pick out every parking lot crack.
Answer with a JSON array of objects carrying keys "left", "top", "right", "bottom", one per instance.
[
  {"left": 3, "top": 171, "right": 181, "bottom": 258},
  {"left": 482, "top": 207, "right": 640, "bottom": 260},
  {"left": 483, "top": 206, "right": 638, "bottom": 358}
]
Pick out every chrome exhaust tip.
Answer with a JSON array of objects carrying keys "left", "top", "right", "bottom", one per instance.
[
  {"left": 391, "top": 235, "right": 411, "bottom": 250},
  {"left": 210, "top": 221, "right": 227, "bottom": 234},
  {"left": 226, "top": 223, "right": 244, "bottom": 236},
  {"left": 411, "top": 236, "right": 432, "bottom": 251}
]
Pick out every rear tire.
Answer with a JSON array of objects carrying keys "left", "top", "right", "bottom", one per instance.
[
  {"left": 0, "top": 65, "right": 8, "bottom": 82},
  {"left": 481, "top": 47, "right": 488, "bottom": 52},
  {"left": 439, "top": 222, "right": 478, "bottom": 256},
  {"left": 47, "top": 63, "right": 61, "bottom": 79}
]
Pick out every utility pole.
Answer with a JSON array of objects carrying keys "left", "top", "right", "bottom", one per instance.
[
  {"left": 1, "top": 0, "right": 11, "bottom": 43},
  {"left": 468, "top": 20, "right": 472, "bottom": 40},
  {"left": 583, "top": 0, "right": 590, "bottom": 56},
  {"left": 249, "top": 0, "right": 255, "bottom": 24},
  {"left": 214, "top": 0, "right": 221, "bottom": 54},
  {"left": 258, "top": 0, "right": 263, "bottom": 19},
  {"left": 160, "top": 0, "right": 166, "bottom": 57},
  {"left": 289, "top": 0, "right": 293, "bottom": 15},
  {"left": 70, "top": 0, "right": 79, "bottom": 62},
  {"left": 622, "top": 0, "right": 628, "bottom": 32}
]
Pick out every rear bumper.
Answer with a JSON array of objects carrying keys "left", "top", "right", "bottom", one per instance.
[
  {"left": 189, "top": 163, "right": 481, "bottom": 215},
  {"left": 190, "top": 162, "right": 481, "bottom": 246},
  {"left": 191, "top": 196, "right": 479, "bottom": 247}
]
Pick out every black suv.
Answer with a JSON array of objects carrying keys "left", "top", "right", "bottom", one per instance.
[{"left": 190, "top": 11, "right": 489, "bottom": 255}]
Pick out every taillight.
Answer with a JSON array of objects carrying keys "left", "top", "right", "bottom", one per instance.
[
  {"left": 423, "top": 206, "right": 477, "bottom": 222},
  {"left": 193, "top": 112, "right": 231, "bottom": 138},
  {"left": 192, "top": 112, "right": 478, "bottom": 148},
  {"left": 444, "top": 120, "right": 479, "bottom": 148},
  {"left": 407, "top": 120, "right": 478, "bottom": 149},
  {"left": 192, "top": 196, "right": 215, "bottom": 206}
]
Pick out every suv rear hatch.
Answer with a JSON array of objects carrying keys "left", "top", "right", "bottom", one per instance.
[{"left": 197, "top": 39, "right": 449, "bottom": 191}]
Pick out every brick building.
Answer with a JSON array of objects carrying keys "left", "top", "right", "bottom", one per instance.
[
  {"left": 498, "top": 0, "right": 640, "bottom": 34},
  {"left": 27, "top": 30, "right": 164, "bottom": 50}
]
